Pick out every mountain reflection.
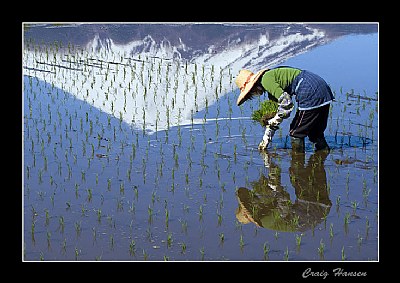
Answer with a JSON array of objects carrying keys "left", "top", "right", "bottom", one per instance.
[
  {"left": 235, "top": 150, "right": 332, "bottom": 232},
  {"left": 23, "top": 23, "right": 378, "bottom": 133}
]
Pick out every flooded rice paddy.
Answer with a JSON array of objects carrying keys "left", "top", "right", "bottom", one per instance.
[{"left": 23, "top": 24, "right": 378, "bottom": 263}]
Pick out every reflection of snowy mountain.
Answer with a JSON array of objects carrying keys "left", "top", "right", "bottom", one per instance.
[
  {"left": 84, "top": 25, "right": 326, "bottom": 73},
  {"left": 23, "top": 23, "right": 377, "bottom": 133}
]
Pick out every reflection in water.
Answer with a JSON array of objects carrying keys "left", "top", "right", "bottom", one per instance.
[
  {"left": 235, "top": 149, "right": 331, "bottom": 232},
  {"left": 23, "top": 24, "right": 377, "bottom": 134}
]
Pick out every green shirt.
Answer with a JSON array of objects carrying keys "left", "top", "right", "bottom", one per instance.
[{"left": 260, "top": 67, "right": 301, "bottom": 100}]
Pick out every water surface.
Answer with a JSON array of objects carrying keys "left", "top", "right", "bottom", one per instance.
[{"left": 23, "top": 24, "right": 378, "bottom": 263}]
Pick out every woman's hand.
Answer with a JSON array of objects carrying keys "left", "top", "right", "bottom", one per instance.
[{"left": 258, "top": 126, "right": 275, "bottom": 151}]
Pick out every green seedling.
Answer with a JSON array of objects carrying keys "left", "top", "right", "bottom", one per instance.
[
  {"left": 61, "top": 238, "right": 67, "bottom": 254},
  {"left": 318, "top": 239, "right": 325, "bottom": 259},
  {"left": 167, "top": 233, "right": 173, "bottom": 248},
  {"left": 357, "top": 233, "right": 363, "bottom": 248},
  {"left": 198, "top": 205, "right": 203, "bottom": 221},
  {"left": 165, "top": 209, "right": 169, "bottom": 228},
  {"left": 200, "top": 247, "right": 205, "bottom": 261},
  {"left": 329, "top": 223, "right": 334, "bottom": 239},
  {"left": 180, "top": 242, "right": 187, "bottom": 254},
  {"left": 58, "top": 216, "right": 65, "bottom": 233},
  {"left": 341, "top": 246, "right": 346, "bottom": 261},
  {"left": 217, "top": 213, "right": 223, "bottom": 226},
  {"left": 44, "top": 209, "right": 50, "bottom": 225},
  {"left": 110, "top": 234, "right": 114, "bottom": 249},
  {"left": 129, "top": 239, "right": 136, "bottom": 256},
  {"left": 284, "top": 246, "right": 289, "bottom": 261},
  {"left": 351, "top": 201, "right": 359, "bottom": 214},
  {"left": 295, "top": 233, "right": 303, "bottom": 250},
  {"left": 219, "top": 233, "right": 225, "bottom": 244},
  {"left": 75, "top": 247, "right": 81, "bottom": 260},
  {"left": 251, "top": 100, "right": 279, "bottom": 126},
  {"left": 75, "top": 221, "right": 82, "bottom": 237},
  {"left": 263, "top": 242, "right": 270, "bottom": 260},
  {"left": 239, "top": 234, "right": 245, "bottom": 250},
  {"left": 365, "top": 217, "right": 370, "bottom": 237}
]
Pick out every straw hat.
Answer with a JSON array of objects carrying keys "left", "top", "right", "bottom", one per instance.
[
  {"left": 235, "top": 68, "right": 268, "bottom": 106},
  {"left": 235, "top": 202, "right": 261, "bottom": 227},
  {"left": 235, "top": 186, "right": 299, "bottom": 232},
  {"left": 235, "top": 187, "right": 262, "bottom": 227}
]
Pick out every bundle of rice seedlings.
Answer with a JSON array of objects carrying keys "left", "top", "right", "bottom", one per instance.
[{"left": 251, "top": 100, "right": 278, "bottom": 127}]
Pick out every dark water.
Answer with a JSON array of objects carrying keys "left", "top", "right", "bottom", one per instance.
[{"left": 23, "top": 24, "right": 378, "bottom": 264}]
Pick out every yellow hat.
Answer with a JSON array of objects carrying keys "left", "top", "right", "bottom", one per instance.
[
  {"left": 235, "top": 68, "right": 268, "bottom": 106},
  {"left": 235, "top": 187, "right": 262, "bottom": 227}
]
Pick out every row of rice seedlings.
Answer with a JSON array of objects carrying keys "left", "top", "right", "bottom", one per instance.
[
  {"left": 328, "top": 88, "right": 378, "bottom": 149},
  {"left": 23, "top": 39, "right": 234, "bottom": 136},
  {"left": 25, "top": 95, "right": 376, "bottom": 262},
  {"left": 24, "top": 55, "right": 235, "bottom": 188},
  {"left": 23, "top": 38, "right": 243, "bottom": 260}
]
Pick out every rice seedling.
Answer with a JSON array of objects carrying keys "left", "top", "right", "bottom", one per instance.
[
  {"left": 179, "top": 242, "right": 187, "bottom": 254},
  {"left": 318, "top": 239, "right": 325, "bottom": 260},
  {"left": 61, "top": 238, "right": 67, "bottom": 254},
  {"left": 110, "top": 234, "right": 115, "bottom": 249},
  {"left": 251, "top": 100, "right": 279, "bottom": 127},
  {"left": 341, "top": 246, "right": 346, "bottom": 261},
  {"left": 357, "top": 233, "right": 364, "bottom": 250},
  {"left": 365, "top": 217, "right": 370, "bottom": 238},
  {"left": 344, "top": 212, "right": 351, "bottom": 234},
  {"left": 95, "top": 208, "right": 102, "bottom": 223},
  {"left": 263, "top": 242, "right": 270, "bottom": 260},
  {"left": 128, "top": 239, "right": 136, "bottom": 256},
  {"left": 58, "top": 216, "right": 65, "bottom": 234},
  {"left": 148, "top": 205, "right": 154, "bottom": 224},
  {"left": 239, "top": 234, "right": 245, "bottom": 250},
  {"left": 30, "top": 219, "right": 36, "bottom": 242},
  {"left": 335, "top": 195, "right": 341, "bottom": 212},
  {"left": 199, "top": 247, "right": 205, "bottom": 261},
  {"left": 218, "top": 232, "right": 225, "bottom": 245},
  {"left": 351, "top": 201, "right": 359, "bottom": 215},
  {"left": 284, "top": 246, "right": 289, "bottom": 261},
  {"left": 74, "top": 247, "right": 81, "bottom": 260},
  {"left": 198, "top": 205, "right": 204, "bottom": 221},
  {"left": 44, "top": 209, "right": 50, "bottom": 226},
  {"left": 295, "top": 233, "right": 303, "bottom": 252},
  {"left": 86, "top": 188, "right": 92, "bottom": 202},
  {"left": 165, "top": 208, "right": 170, "bottom": 229},
  {"left": 116, "top": 198, "right": 124, "bottom": 211}
]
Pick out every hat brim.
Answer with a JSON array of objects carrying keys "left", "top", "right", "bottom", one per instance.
[
  {"left": 236, "top": 69, "right": 268, "bottom": 106},
  {"left": 235, "top": 187, "right": 262, "bottom": 227},
  {"left": 236, "top": 187, "right": 299, "bottom": 232}
]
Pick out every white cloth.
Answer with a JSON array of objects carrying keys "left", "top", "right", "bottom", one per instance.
[
  {"left": 268, "top": 92, "right": 294, "bottom": 127},
  {"left": 259, "top": 92, "right": 293, "bottom": 150},
  {"left": 258, "top": 126, "right": 275, "bottom": 150}
]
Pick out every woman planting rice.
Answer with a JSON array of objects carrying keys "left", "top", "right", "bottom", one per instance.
[{"left": 235, "top": 66, "right": 335, "bottom": 152}]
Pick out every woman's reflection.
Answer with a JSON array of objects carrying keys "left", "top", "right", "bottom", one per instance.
[{"left": 235, "top": 149, "right": 332, "bottom": 232}]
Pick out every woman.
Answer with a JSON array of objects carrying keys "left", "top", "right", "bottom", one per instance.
[{"left": 235, "top": 66, "right": 334, "bottom": 152}]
